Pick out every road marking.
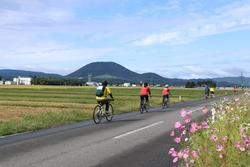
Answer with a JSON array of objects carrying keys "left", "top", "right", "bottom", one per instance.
[
  {"left": 0, "top": 131, "right": 32, "bottom": 139},
  {"left": 113, "top": 121, "right": 164, "bottom": 139}
]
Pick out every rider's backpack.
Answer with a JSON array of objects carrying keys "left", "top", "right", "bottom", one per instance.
[{"left": 96, "top": 86, "right": 104, "bottom": 97}]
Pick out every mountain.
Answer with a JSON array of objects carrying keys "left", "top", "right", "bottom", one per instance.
[
  {"left": 213, "top": 77, "right": 250, "bottom": 86},
  {"left": 67, "top": 62, "right": 186, "bottom": 85},
  {"left": 0, "top": 69, "right": 62, "bottom": 80},
  {"left": 140, "top": 73, "right": 186, "bottom": 85},
  {"left": 67, "top": 62, "right": 140, "bottom": 80}
]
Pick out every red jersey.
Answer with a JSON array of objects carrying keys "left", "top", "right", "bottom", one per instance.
[
  {"left": 140, "top": 86, "right": 151, "bottom": 96},
  {"left": 162, "top": 88, "right": 170, "bottom": 95}
]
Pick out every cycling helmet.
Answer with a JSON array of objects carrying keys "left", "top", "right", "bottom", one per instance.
[
  {"left": 144, "top": 82, "right": 148, "bottom": 87},
  {"left": 102, "top": 81, "right": 108, "bottom": 86},
  {"left": 165, "top": 84, "right": 169, "bottom": 87}
]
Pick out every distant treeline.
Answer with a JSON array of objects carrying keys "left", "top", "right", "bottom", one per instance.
[
  {"left": 32, "top": 77, "right": 85, "bottom": 86},
  {"left": 185, "top": 80, "right": 217, "bottom": 88}
]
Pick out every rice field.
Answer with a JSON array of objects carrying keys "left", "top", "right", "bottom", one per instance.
[{"left": 0, "top": 85, "right": 233, "bottom": 135}]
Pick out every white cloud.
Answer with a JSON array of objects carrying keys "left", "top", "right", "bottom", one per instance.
[
  {"left": 166, "top": 0, "right": 181, "bottom": 11},
  {"left": 134, "top": 32, "right": 180, "bottom": 46},
  {"left": 134, "top": 1, "right": 250, "bottom": 46},
  {"left": 0, "top": 0, "right": 75, "bottom": 30},
  {"left": 0, "top": 41, "right": 118, "bottom": 74}
]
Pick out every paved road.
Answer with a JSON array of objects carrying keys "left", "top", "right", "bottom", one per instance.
[{"left": 0, "top": 97, "right": 228, "bottom": 167}]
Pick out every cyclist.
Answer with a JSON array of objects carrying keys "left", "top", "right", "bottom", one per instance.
[
  {"left": 162, "top": 84, "right": 171, "bottom": 106},
  {"left": 96, "top": 81, "right": 114, "bottom": 114},
  {"left": 233, "top": 85, "right": 237, "bottom": 94},
  {"left": 204, "top": 84, "right": 210, "bottom": 99},
  {"left": 140, "top": 82, "right": 151, "bottom": 107},
  {"left": 210, "top": 87, "right": 215, "bottom": 98}
]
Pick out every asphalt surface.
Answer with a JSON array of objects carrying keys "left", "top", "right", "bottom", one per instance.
[{"left": 0, "top": 96, "right": 230, "bottom": 167}]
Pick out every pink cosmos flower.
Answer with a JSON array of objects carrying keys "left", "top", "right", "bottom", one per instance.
[
  {"left": 173, "top": 157, "right": 179, "bottom": 163},
  {"left": 170, "top": 131, "right": 175, "bottom": 137},
  {"left": 191, "top": 150, "right": 199, "bottom": 158},
  {"left": 201, "top": 121, "right": 209, "bottom": 129},
  {"left": 210, "top": 135, "right": 218, "bottom": 141},
  {"left": 239, "top": 127, "right": 244, "bottom": 135},
  {"left": 183, "top": 153, "right": 189, "bottom": 159},
  {"left": 187, "top": 110, "right": 192, "bottom": 116},
  {"left": 175, "top": 121, "right": 182, "bottom": 129},
  {"left": 169, "top": 148, "right": 176, "bottom": 155},
  {"left": 189, "top": 127, "right": 197, "bottom": 134},
  {"left": 183, "top": 148, "right": 190, "bottom": 154},
  {"left": 222, "top": 136, "right": 228, "bottom": 142},
  {"left": 241, "top": 134, "right": 248, "bottom": 140},
  {"left": 243, "top": 139, "right": 249, "bottom": 147},
  {"left": 184, "top": 117, "right": 191, "bottom": 124},
  {"left": 169, "top": 148, "right": 177, "bottom": 157},
  {"left": 180, "top": 109, "right": 187, "bottom": 118},
  {"left": 174, "top": 137, "right": 181, "bottom": 143},
  {"left": 189, "top": 122, "right": 199, "bottom": 134},
  {"left": 180, "top": 125, "right": 186, "bottom": 131},
  {"left": 202, "top": 107, "right": 209, "bottom": 114},
  {"left": 216, "top": 144, "right": 224, "bottom": 152},
  {"left": 235, "top": 141, "right": 241, "bottom": 149},
  {"left": 177, "top": 151, "right": 183, "bottom": 158}
]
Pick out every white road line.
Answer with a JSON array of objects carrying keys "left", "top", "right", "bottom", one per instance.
[
  {"left": 0, "top": 131, "right": 32, "bottom": 139},
  {"left": 113, "top": 121, "right": 164, "bottom": 140}
]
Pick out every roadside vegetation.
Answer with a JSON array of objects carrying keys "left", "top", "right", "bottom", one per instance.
[
  {"left": 0, "top": 85, "right": 232, "bottom": 136},
  {"left": 169, "top": 92, "right": 250, "bottom": 166}
]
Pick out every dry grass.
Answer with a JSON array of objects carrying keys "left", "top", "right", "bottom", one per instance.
[{"left": 0, "top": 100, "right": 95, "bottom": 122}]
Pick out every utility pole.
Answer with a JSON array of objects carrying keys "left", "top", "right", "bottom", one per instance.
[
  {"left": 88, "top": 73, "right": 92, "bottom": 82},
  {"left": 240, "top": 72, "right": 244, "bottom": 89}
]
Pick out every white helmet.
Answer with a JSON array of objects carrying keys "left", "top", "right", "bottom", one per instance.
[{"left": 165, "top": 84, "right": 169, "bottom": 87}]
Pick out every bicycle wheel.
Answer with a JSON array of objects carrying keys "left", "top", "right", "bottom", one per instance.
[
  {"left": 165, "top": 99, "right": 169, "bottom": 108},
  {"left": 140, "top": 100, "right": 145, "bottom": 114},
  {"left": 140, "top": 104, "right": 144, "bottom": 114},
  {"left": 145, "top": 102, "right": 149, "bottom": 112},
  {"left": 162, "top": 102, "right": 166, "bottom": 109},
  {"left": 93, "top": 105, "right": 102, "bottom": 124},
  {"left": 106, "top": 104, "right": 114, "bottom": 122}
]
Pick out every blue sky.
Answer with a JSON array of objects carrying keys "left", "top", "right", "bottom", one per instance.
[{"left": 0, "top": 0, "right": 250, "bottom": 79}]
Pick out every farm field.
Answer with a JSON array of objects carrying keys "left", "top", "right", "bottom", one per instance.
[{"left": 0, "top": 85, "right": 233, "bottom": 136}]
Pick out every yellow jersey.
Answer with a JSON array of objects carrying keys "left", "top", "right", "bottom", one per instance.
[
  {"left": 96, "top": 86, "right": 111, "bottom": 101},
  {"left": 210, "top": 87, "right": 215, "bottom": 92}
]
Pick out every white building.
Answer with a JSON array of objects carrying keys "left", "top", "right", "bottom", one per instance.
[
  {"left": 123, "top": 83, "right": 131, "bottom": 87},
  {"left": 13, "top": 76, "right": 32, "bottom": 85},
  {"left": 132, "top": 84, "right": 137, "bottom": 87},
  {"left": 5, "top": 81, "right": 12, "bottom": 85},
  {"left": 85, "top": 82, "right": 99, "bottom": 86},
  {"left": 0, "top": 81, "right": 4, "bottom": 85}
]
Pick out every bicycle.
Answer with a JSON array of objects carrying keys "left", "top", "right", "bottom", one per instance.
[
  {"left": 205, "top": 93, "right": 209, "bottom": 99},
  {"left": 210, "top": 92, "right": 215, "bottom": 98},
  {"left": 162, "top": 97, "right": 169, "bottom": 109},
  {"left": 93, "top": 99, "right": 114, "bottom": 124},
  {"left": 140, "top": 98, "right": 149, "bottom": 114}
]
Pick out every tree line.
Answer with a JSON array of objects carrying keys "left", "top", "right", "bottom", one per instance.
[
  {"left": 31, "top": 77, "right": 85, "bottom": 86},
  {"left": 185, "top": 80, "right": 217, "bottom": 88}
]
